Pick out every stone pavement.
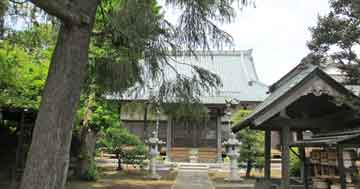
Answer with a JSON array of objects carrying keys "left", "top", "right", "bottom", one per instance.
[{"left": 172, "top": 170, "right": 215, "bottom": 189}]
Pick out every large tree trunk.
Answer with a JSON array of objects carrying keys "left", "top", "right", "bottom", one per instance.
[
  {"left": 19, "top": 2, "right": 98, "bottom": 188},
  {"left": 77, "top": 128, "right": 97, "bottom": 178}
]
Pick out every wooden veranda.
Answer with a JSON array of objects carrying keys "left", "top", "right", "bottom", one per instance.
[{"left": 232, "top": 63, "right": 360, "bottom": 189}]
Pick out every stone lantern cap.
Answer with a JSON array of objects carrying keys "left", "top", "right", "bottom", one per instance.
[
  {"left": 222, "top": 132, "right": 241, "bottom": 147},
  {"left": 146, "top": 131, "right": 166, "bottom": 145}
]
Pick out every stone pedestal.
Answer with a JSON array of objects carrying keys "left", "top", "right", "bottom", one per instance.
[
  {"left": 223, "top": 132, "right": 243, "bottom": 182},
  {"left": 146, "top": 131, "right": 165, "bottom": 180}
]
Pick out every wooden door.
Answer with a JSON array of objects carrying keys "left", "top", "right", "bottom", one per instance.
[
  {"left": 197, "top": 118, "right": 217, "bottom": 148},
  {"left": 172, "top": 120, "right": 195, "bottom": 147}
]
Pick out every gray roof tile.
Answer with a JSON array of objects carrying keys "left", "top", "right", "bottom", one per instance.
[
  {"left": 108, "top": 50, "right": 269, "bottom": 104},
  {"left": 232, "top": 64, "right": 318, "bottom": 131}
]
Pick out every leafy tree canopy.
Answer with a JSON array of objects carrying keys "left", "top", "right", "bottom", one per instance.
[
  {"left": 0, "top": 24, "right": 55, "bottom": 108},
  {"left": 75, "top": 95, "right": 121, "bottom": 133}
]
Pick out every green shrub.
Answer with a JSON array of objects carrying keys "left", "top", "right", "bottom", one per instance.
[
  {"left": 290, "top": 147, "right": 301, "bottom": 177},
  {"left": 98, "top": 127, "right": 147, "bottom": 169},
  {"left": 121, "top": 144, "right": 148, "bottom": 168}
]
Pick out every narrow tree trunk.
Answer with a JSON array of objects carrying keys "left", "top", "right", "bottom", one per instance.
[
  {"left": 19, "top": 3, "right": 98, "bottom": 188},
  {"left": 77, "top": 128, "right": 97, "bottom": 178},
  {"left": 246, "top": 160, "right": 252, "bottom": 177},
  {"left": 116, "top": 153, "right": 123, "bottom": 171},
  {"left": 0, "top": 16, "right": 5, "bottom": 39}
]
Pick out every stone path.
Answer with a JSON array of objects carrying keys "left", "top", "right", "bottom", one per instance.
[{"left": 172, "top": 170, "right": 215, "bottom": 189}]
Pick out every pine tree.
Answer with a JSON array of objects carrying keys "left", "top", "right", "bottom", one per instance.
[{"left": 306, "top": 0, "right": 360, "bottom": 84}]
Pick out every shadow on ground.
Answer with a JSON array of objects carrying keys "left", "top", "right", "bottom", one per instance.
[{"left": 1, "top": 169, "right": 176, "bottom": 189}]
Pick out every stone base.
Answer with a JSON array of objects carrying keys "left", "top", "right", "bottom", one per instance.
[
  {"left": 189, "top": 155, "right": 198, "bottom": 163},
  {"left": 164, "top": 156, "right": 171, "bottom": 162},
  {"left": 224, "top": 177, "right": 244, "bottom": 182}
]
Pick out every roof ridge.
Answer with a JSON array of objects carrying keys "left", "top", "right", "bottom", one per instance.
[{"left": 269, "top": 63, "right": 318, "bottom": 93}]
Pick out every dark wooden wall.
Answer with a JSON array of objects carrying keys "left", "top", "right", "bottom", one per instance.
[{"left": 172, "top": 117, "right": 217, "bottom": 148}]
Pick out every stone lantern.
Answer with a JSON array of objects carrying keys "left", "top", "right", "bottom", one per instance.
[
  {"left": 146, "top": 131, "right": 165, "bottom": 179},
  {"left": 223, "top": 132, "right": 243, "bottom": 182}
]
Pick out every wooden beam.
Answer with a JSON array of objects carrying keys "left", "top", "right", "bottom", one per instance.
[
  {"left": 193, "top": 121, "right": 197, "bottom": 147},
  {"left": 216, "top": 115, "right": 222, "bottom": 163},
  {"left": 337, "top": 145, "right": 346, "bottom": 189},
  {"left": 143, "top": 104, "right": 148, "bottom": 141},
  {"left": 281, "top": 126, "right": 290, "bottom": 189},
  {"left": 264, "top": 110, "right": 356, "bottom": 130},
  {"left": 264, "top": 129, "right": 271, "bottom": 180},
  {"left": 253, "top": 75, "right": 345, "bottom": 126}
]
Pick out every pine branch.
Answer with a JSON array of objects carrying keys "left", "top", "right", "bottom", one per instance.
[{"left": 29, "top": 0, "right": 90, "bottom": 25}]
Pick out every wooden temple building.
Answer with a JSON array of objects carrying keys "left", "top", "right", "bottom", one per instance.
[
  {"left": 232, "top": 63, "right": 360, "bottom": 189},
  {"left": 107, "top": 50, "right": 269, "bottom": 162}
]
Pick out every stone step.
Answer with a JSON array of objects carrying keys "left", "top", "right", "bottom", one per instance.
[
  {"left": 178, "top": 163, "right": 210, "bottom": 170},
  {"left": 179, "top": 163, "right": 210, "bottom": 167},
  {"left": 271, "top": 158, "right": 282, "bottom": 163}
]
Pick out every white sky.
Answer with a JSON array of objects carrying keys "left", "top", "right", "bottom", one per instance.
[{"left": 159, "top": 0, "right": 331, "bottom": 85}]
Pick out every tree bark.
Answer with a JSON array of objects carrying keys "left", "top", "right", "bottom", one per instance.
[
  {"left": 77, "top": 128, "right": 97, "bottom": 178},
  {"left": 246, "top": 160, "right": 252, "bottom": 177},
  {"left": 0, "top": 16, "right": 4, "bottom": 39},
  {"left": 116, "top": 153, "right": 123, "bottom": 171},
  {"left": 19, "top": 1, "right": 99, "bottom": 189}
]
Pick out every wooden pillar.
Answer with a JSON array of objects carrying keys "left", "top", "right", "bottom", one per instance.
[
  {"left": 296, "top": 131, "right": 309, "bottom": 189},
  {"left": 264, "top": 129, "right": 271, "bottom": 180},
  {"left": 337, "top": 145, "right": 346, "bottom": 189},
  {"left": 192, "top": 121, "right": 197, "bottom": 147},
  {"left": 143, "top": 104, "right": 149, "bottom": 141},
  {"left": 281, "top": 126, "right": 290, "bottom": 189},
  {"left": 216, "top": 114, "right": 222, "bottom": 163},
  {"left": 166, "top": 118, "right": 172, "bottom": 161}
]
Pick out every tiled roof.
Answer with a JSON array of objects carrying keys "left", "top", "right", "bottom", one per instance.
[
  {"left": 232, "top": 64, "right": 319, "bottom": 131},
  {"left": 108, "top": 49, "right": 269, "bottom": 104},
  {"left": 232, "top": 62, "right": 358, "bottom": 132}
]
